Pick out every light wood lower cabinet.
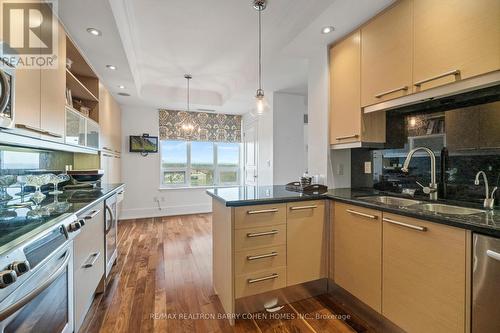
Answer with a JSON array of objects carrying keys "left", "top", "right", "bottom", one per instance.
[
  {"left": 382, "top": 212, "right": 468, "bottom": 333},
  {"left": 74, "top": 203, "right": 105, "bottom": 332},
  {"left": 333, "top": 202, "right": 382, "bottom": 312},
  {"left": 287, "top": 200, "right": 327, "bottom": 286}
]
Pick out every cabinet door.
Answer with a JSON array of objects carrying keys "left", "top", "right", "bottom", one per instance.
[
  {"left": 110, "top": 96, "right": 122, "bottom": 153},
  {"left": 65, "top": 108, "right": 86, "bottom": 146},
  {"left": 330, "top": 32, "right": 361, "bottom": 145},
  {"left": 333, "top": 202, "right": 382, "bottom": 312},
  {"left": 98, "top": 83, "right": 111, "bottom": 151},
  {"left": 382, "top": 213, "right": 467, "bottom": 333},
  {"left": 361, "top": 0, "right": 412, "bottom": 106},
  {"left": 86, "top": 119, "right": 99, "bottom": 149},
  {"left": 287, "top": 201, "right": 326, "bottom": 286},
  {"left": 413, "top": 0, "right": 500, "bottom": 92},
  {"left": 40, "top": 16, "right": 66, "bottom": 141},
  {"left": 478, "top": 101, "right": 500, "bottom": 149},
  {"left": 445, "top": 106, "right": 480, "bottom": 152}
]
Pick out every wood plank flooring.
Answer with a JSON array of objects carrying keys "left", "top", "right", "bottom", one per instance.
[{"left": 79, "top": 214, "right": 376, "bottom": 333}]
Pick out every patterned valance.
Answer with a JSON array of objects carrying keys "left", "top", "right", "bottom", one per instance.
[{"left": 159, "top": 109, "right": 242, "bottom": 142}]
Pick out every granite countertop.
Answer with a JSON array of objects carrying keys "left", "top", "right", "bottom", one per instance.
[
  {"left": 207, "top": 186, "right": 500, "bottom": 237},
  {"left": 0, "top": 183, "right": 124, "bottom": 252}
]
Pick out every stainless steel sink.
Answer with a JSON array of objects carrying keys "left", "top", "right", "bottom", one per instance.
[
  {"left": 358, "top": 196, "right": 422, "bottom": 207},
  {"left": 416, "top": 203, "right": 485, "bottom": 215}
]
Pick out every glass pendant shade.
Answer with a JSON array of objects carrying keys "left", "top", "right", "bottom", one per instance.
[{"left": 255, "top": 93, "right": 270, "bottom": 115}]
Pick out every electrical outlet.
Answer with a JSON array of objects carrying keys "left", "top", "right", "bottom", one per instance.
[{"left": 364, "top": 161, "right": 372, "bottom": 174}]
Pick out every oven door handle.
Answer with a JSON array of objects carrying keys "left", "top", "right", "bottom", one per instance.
[
  {"left": 0, "top": 249, "right": 71, "bottom": 321},
  {"left": 105, "top": 204, "right": 115, "bottom": 234},
  {"left": 0, "top": 70, "right": 11, "bottom": 115}
]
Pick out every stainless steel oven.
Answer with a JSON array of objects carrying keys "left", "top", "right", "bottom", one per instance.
[
  {"left": 105, "top": 194, "right": 118, "bottom": 278},
  {"left": 0, "top": 214, "right": 78, "bottom": 333},
  {"left": 0, "top": 61, "right": 15, "bottom": 129}
]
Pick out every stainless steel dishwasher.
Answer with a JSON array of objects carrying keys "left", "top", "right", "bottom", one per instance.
[{"left": 473, "top": 233, "right": 500, "bottom": 333}]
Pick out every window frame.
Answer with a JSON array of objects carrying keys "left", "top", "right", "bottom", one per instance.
[{"left": 160, "top": 140, "right": 241, "bottom": 188}]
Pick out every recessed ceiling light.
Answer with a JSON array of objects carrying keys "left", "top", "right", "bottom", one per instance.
[
  {"left": 321, "top": 26, "right": 335, "bottom": 34},
  {"left": 118, "top": 85, "right": 126, "bottom": 89},
  {"left": 86, "top": 28, "right": 102, "bottom": 36},
  {"left": 106, "top": 65, "right": 117, "bottom": 70},
  {"left": 118, "top": 92, "right": 130, "bottom": 97}
]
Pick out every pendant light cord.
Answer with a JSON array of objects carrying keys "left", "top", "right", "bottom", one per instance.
[
  {"left": 187, "top": 76, "right": 190, "bottom": 111},
  {"left": 258, "top": 7, "right": 262, "bottom": 91}
]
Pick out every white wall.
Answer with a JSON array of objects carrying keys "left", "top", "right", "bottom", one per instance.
[
  {"left": 273, "top": 92, "right": 307, "bottom": 184},
  {"left": 120, "top": 106, "right": 211, "bottom": 220}
]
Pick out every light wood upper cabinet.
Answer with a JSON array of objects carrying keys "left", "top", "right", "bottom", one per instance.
[
  {"left": 413, "top": 0, "right": 500, "bottom": 92},
  {"left": 40, "top": 20, "right": 66, "bottom": 141},
  {"left": 330, "top": 32, "right": 362, "bottom": 145},
  {"left": 99, "top": 84, "right": 122, "bottom": 153},
  {"left": 361, "top": 0, "right": 412, "bottom": 106},
  {"left": 333, "top": 202, "right": 382, "bottom": 312},
  {"left": 382, "top": 213, "right": 468, "bottom": 333},
  {"left": 286, "top": 201, "right": 327, "bottom": 286}
]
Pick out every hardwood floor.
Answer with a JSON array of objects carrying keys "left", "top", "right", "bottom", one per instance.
[{"left": 79, "top": 214, "right": 376, "bottom": 333}]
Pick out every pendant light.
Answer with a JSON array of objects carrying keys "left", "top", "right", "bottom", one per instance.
[
  {"left": 254, "top": 0, "right": 269, "bottom": 115},
  {"left": 182, "top": 74, "right": 195, "bottom": 136}
]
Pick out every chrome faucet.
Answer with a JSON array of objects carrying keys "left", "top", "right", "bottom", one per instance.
[
  {"left": 474, "top": 171, "right": 497, "bottom": 210},
  {"left": 401, "top": 147, "right": 438, "bottom": 200}
]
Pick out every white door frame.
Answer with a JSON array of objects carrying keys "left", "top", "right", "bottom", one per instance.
[{"left": 243, "top": 119, "right": 259, "bottom": 186}]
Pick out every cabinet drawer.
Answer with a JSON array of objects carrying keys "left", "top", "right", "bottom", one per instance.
[
  {"left": 235, "top": 245, "right": 286, "bottom": 276},
  {"left": 234, "top": 204, "right": 286, "bottom": 229},
  {"left": 235, "top": 266, "right": 286, "bottom": 298},
  {"left": 234, "top": 224, "right": 286, "bottom": 251}
]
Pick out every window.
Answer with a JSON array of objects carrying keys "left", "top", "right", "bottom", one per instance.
[{"left": 160, "top": 141, "right": 241, "bottom": 187}]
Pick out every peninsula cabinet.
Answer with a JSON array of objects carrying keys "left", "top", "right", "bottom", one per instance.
[
  {"left": 329, "top": 31, "right": 385, "bottom": 147},
  {"left": 333, "top": 202, "right": 382, "bottom": 312},
  {"left": 361, "top": 0, "right": 412, "bottom": 106},
  {"left": 382, "top": 213, "right": 469, "bottom": 333},
  {"left": 287, "top": 200, "right": 327, "bottom": 286},
  {"left": 413, "top": 0, "right": 500, "bottom": 92}
]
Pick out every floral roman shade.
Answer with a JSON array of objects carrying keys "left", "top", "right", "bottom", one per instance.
[{"left": 159, "top": 109, "right": 242, "bottom": 143}]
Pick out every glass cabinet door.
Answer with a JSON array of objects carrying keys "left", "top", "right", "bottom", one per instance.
[
  {"left": 86, "top": 119, "right": 99, "bottom": 149},
  {"left": 65, "top": 109, "right": 86, "bottom": 146}
]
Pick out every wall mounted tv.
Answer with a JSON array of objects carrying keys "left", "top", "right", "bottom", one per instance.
[{"left": 129, "top": 135, "right": 158, "bottom": 153}]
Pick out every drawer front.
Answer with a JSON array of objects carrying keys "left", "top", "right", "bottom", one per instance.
[
  {"left": 235, "top": 245, "right": 286, "bottom": 276},
  {"left": 74, "top": 204, "right": 104, "bottom": 267},
  {"left": 234, "top": 224, "right": 286, "bottom": 251},
  {"left": 234, "top": 204, "right": 286, "bottom": 230},
  {"left": 235, "top": 266, "right": 287, "bottom": 298}
]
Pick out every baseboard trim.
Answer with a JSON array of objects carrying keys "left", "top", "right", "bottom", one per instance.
[{"left": 120, "top": 204, "right": 212, "bottom": 219}]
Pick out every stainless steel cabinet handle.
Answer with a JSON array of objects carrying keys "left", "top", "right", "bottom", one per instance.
[
  {"left": 248, "top": 273, "right": 279, "bottom": 284},
  {"left": 383, "top": 217, "right": 427, "bottom": 232},
  {"left": 346, "top": 209, "right": 378, "bottom": 220},
  {"left": 486, "top": 250, "right": 500, "bottom": 262},
  {"left": 247, "top": 252, "right": 278, "bottom": 261},
  {"left": 84, "top": 209, "right": 101, "bottom": 220},
  {"left": 246, "top": 230, "right": 278, "bottom": 238},
  {"left": 335, "top": 134, "right": 359, "bottom": 141},
  {"left": 414, "top": 69, "right": 461, "bottom": 87},
  {"left": 82, "top": 252, "right": 100, "bottom": 268},
  {"left": 15, "top": 124, "right": 52, "bottom": 136},
  {"left": 246, "top": 208, "right": 278, "bottom": 215},
  {"left": 375, "top": 86, "right": 409, "bottom": 98},
  {"left": 44, "top": 131, "right": 63, "bottom": 138},
  {"left": 0, "top": 249, "right": 70, "bottom": 321},
  {"left": 290, "top": 205, "right": 317, "bottom": 210},
  {"left": 102, "top": 146, "right": 112, "bottom": 151}
]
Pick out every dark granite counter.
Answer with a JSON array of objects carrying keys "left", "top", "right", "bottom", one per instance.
[
  {"left": 207, "top": 186, "right": 500, "bottom": 237},
  {"left": 0, "top": 183, "right": 124, "bottom": 253}
]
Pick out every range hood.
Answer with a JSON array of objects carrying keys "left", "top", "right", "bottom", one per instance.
[{"left": 364, "top": 71, "right": 500, "bottom": 114}]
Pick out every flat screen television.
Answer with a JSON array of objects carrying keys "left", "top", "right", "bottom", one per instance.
[{"left": 129, "top": 135, "right": 158, "bottom": 153}]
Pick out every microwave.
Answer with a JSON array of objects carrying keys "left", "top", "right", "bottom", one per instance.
[{"left": 0, "top": 60, "right": 15, "bottom": 128}]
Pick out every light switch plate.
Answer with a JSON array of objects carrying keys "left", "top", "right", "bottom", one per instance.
[{"left": 364, "top": 161, "right": 372, "bottom": 174}]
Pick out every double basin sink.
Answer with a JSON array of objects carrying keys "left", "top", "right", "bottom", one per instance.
[{"left": 358, "top": 196, "right": 485, "bottom": 216}]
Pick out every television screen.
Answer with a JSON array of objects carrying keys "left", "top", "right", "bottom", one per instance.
[{"left": 129, "top": 136, "right": 158, "bottom": 153}]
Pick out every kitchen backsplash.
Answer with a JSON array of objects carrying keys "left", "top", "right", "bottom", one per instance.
[
  {"left": 0, "top": 146, "right": 74, "bottom": 176},
  {"left": 352, "top": 101, "right": 500, "bottom": 205}
]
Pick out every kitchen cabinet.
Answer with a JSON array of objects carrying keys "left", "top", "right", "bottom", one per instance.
[
  {"left": 101, "top": 152, "right": 121, "bottom": 184},
  {"left": 329, "top": 31, "right": 385, "bottom": 146},
  {"left": 99, "top": 84, "right": 122, "bottom": 153},
  {"left": 287, "top": 200, "right": 327, "bottom": 286},
  {"left": 74, "top": 203, "right": 105, "bottom": 332},
  {"left": 40, "top": 20, "right": 66, "bottom": 141},
  {"left": 65, "top": 107, "right": 87, "bottom": 146},
  {"left": 333, "top": 202, "right": 382, "bottom": 312},
  {"left": 413, "top": 0, "right": 500, "bottom": 92},
  {"left": 382, "top": 212, "right": 468, "bottom": 333},
  {"left": 361, "top": 0, "right": 412, "bottom": 106}
]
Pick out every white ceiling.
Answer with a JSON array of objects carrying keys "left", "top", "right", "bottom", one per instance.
[{"left": 59, "top": 0, "right": 394, "bottom": 114}]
